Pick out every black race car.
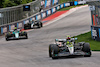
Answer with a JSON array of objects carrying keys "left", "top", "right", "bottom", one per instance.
[
  {"left": 49, "top": 38, "right": 92, "bottom": 59},
  {"left": 5, "top": 29, "right": 28, "bottom": 41},
  {"left": 24, "top": 20, "right": 43, "bottom": 30}
]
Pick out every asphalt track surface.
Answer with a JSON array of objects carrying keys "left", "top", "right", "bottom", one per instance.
[{"left": 0, "top": 6, "right": 100, "bottom": 67}]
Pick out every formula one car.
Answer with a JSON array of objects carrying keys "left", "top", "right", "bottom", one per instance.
[
  {"left": 5, "top": 29, "right": 28, "bottom": 41},
  {"left": 24, "top": 20, "right": 43, "bottom": 30},
  {"left": 49, "top": 38, "right": 92, "bottom": 59}
]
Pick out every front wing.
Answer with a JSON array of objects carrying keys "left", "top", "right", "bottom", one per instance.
[
  {"left": 8, "top": 35, "right": 26, "bottom": 40},
  {"left": 56, "top": 51, "right": 89, "bottom": 57}
]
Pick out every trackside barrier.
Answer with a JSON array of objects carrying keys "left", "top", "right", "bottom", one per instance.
[
  {"left": 91, "top": 26, "right": 100, "bottom": 41},
  {"left": 0, "top": 0, "right": 41, "bottom": 26},
  {"left": 78, "top": 1, "right": 86, "bottom": 5},
  {"left": 0, "top": 1, "right": 86, "bottom": 35}
]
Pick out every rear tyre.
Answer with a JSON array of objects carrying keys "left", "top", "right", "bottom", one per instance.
[
  {"left": 38, "top": 22, "right": 42, "bottom": 28},
  {"left": 82, "top": 43, "right": 91, "bottom": 57},
  {"left": 41, "top": 22, "right": 43, "bottom": 27},
  {"left": 25, "top": 33, "right": 28, "bottom": 39},
  {"left": 24, "top": 24, "right": 27, "bottom": 30},
  {"left": 29, "top": 24, "right": 31, "bottom": 29},
  {"left": 24, "top": 24, "right": 31, "bottom": 29},
  {"left": 51, "top": 45, "right": 59, "bottom": 59}
]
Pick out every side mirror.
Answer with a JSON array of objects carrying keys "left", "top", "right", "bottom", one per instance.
[
  {"left": 55, "top": 39, "right": 58, "bottom": 41},
  {"left": 75, "top": 38, "right": 78, "bottom": 40}
]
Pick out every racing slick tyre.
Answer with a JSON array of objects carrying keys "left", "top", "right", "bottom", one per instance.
[
  {"left": 82, "top": 43, "right": 91, "bottom": 57},
  {"left": 5, "top": 35, "right": 9, "bottom": 41},
  {"left": 49, "top": 44, "right": 54, "bottom": 57},
  {"left": 25, "top": 33, "right": 28, "bottom": 39},
  {"left": 38, "top": 22, "right": 42, "bottom": 28},
  {"left": 41, "top": 22, "right": 43, "bottom": 27},
  {"left": 51, "top": 45, "right": 59, "bottom": 59},
  {"left": 6, "top": 36, "right": 9, "bottom": 41},
  {"left": 26, "top": 34, "right": 28, "bottom": 39},
  {"left": 32, "top": 25, "right": 35, "bottom": 29},
  {"left": 24, "top": 24, "right": 31, "bottom": 30},
  {"left": 24, "top": 24, "right": 28, "bottom": 30}
]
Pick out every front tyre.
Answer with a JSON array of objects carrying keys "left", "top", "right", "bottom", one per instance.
[
  {"left": 38, "top": 22, "right": 42, "bottom": 28},
  {"left": 82, "top": 43, "right": 92, "bottom": 57},
  {"left": 51, "top": 45, "right": 59, "bottom": 59},
  {"left": 21, "top": 32, "right": 28, "bottom": 39},
  {"left": 49, "top": 44, "right": 54, "bottom": 57}
]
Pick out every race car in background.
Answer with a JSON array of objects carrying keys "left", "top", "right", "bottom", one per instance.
[
  {"left": 24, "top": 20, "right": 43, "bottom": 30},
  {"left": 5, "top": 29, "right": 28, "bottom": 41},
  {"left": 49, "top": 38, "right": 92, "bottom": 59}
]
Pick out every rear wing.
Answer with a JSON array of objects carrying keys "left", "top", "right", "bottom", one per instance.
[
  {"left": 55, "top": 38, "right": 77, "bottom": 42},
  {"left": 55, "top": 39, "right": 66, "bottom": 42}
]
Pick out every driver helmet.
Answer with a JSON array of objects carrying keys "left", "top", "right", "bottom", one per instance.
[
  {"left": 14, "top": 26, "right": 17, "bottom": 30},
  {"left": 66, "top": 35, "right": 71, "bottom": 40}
]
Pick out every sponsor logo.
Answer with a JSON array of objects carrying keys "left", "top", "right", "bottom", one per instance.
[
  {"left": 89, "top": 5, "right": 95, "bottom": 11},
  {"left": 38, "top": 15, "right": 41, "bottom": 20},
  {"left": 47, "top": 0, "right": 51, "bottom": 7},
  {"left": 54, "top": 0, "right": 58, "bottom": 4},
  {"left": 92, "top": 29, "right": 97, "bottom": 37},
  {"left": 11, "top": 25, "right": 15, "bottom": 30},
  {"left": 18, "top": 23, "right": 22, "bottom": 28},
  {"left": 41, "top": 1, "right": 45, "bottom": 6},
  {"left": 25, "top": 20, "right": 29, "bottom": 24},
  {"left": 3, "top": 27, "right": 7, "bottom": 33}
]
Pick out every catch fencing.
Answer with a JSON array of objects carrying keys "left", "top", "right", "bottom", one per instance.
[
  {"left": 0, "top": 1, "right": 86, "bottom": 35},
  {"left": 0, "top": 0, "right": 41, "bottom": 26}
]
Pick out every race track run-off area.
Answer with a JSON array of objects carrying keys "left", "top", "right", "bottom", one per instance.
[
  {"left": 42, "top": 10, "right": 69, "bottom": 22},
  {"left": 0, "top": 6, "right": 100, "bottom": 67}
]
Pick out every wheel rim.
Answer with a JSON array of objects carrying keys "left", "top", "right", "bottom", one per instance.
[{"left": 51, "top": 49, "right": 54, "bottom": 56}]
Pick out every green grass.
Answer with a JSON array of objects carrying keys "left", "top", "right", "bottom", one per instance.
[
  {"left": 58, "top": 5, "right": 86, "bottom": 11},
  {"left": 59, "top": 0, "right": 75, "bottom": 4},
  {"left": 73, "top": 31, "right": 100, "bottom": 51}
]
